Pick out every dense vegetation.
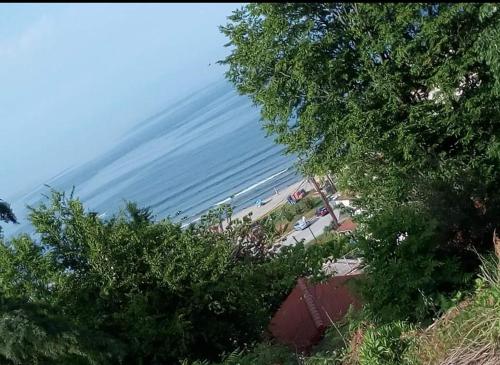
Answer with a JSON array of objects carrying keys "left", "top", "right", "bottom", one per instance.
[
  {"left": 221, "top": 1, "right": 500, "bottom": 323},
  {"left": 256, "top": 194, "right": 323, "bottom": 239},
  {"left": 0, "top": 191, "right": 348, "bottom": 364},
  {"left": 1, "top": 2, "right": 499, "bottom": 364},
  {"left": 190, "top": 252, "right": 500, "bottom": 365},
  {"left": 215, "top": 2, "right": 500, "bottom": 363}
]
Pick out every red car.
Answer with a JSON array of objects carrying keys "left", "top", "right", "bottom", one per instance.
[{"left": 316, "top": 207, "right": 329, "bottom": 217}]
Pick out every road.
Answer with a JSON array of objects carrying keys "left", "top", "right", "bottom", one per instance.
[{"left": 275, "top": 207, "right": 346, "bottom": 248}]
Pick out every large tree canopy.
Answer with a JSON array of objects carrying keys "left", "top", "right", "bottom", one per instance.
[{"left": 220, "top": 3, "right": 500, "bottom": 251}]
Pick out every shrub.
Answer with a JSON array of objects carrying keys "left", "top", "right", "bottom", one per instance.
[
  {"left": 0, "top": 190, "right": 348, "bottom": 364},
  {"left": 183, "top": 343, "right": 298, "bottom": 365},
  {"left": 356, "top": 205, "right": 472, "bottom": 323},
  {"left": 218, "top": 343, "right": 297, "bottom": 365},
  {"left": 358, "top": 322, "right": 417, "bottom": 365},
  {"left": 303, "top": 197, "right": 317, "bottom": 210},
  {"left": 293, "top": 203, "right": 306, "bottom": 215},
  {"left": 279, "top": 205, "right": 296, "bottom": 222},
  {"left": 410, "top": 252, "right": 500, "bottom": 365},
  {"left": 0, "top": 299, "right": 125, "bottom": 365},
  {"left": 304, "top": 318, "right": 352, "bottom": 365}
]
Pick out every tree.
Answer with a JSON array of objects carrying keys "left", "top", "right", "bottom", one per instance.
[
  {"left": 0, "top": 298, "right": 125, "bottom": 365},
  {"left": 0, "top": 200, "right": 17, "bottom": 234},
  {"left": 0, "top": 190, "right": 342, "bottom": 364},
  {"left": 356, "top": 204, "right": 470, "bottom": 323},
  {"left": 220, "top": 3, "right": 500, "bottom": 267}
]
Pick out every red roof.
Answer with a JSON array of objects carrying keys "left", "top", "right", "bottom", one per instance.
[
  {"left": 337, "top": 218, "right": 357, "bottom": 233},
  {"left": 268, "top": 274, "right": 362, "bottom": 352}
]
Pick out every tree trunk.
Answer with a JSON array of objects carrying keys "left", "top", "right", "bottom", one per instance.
[
  {"left": 326, "top": 173, "right": 337, "bottom": 193},
  {"left": 310, "top": 176, "right": 339, "bottom": 229}
]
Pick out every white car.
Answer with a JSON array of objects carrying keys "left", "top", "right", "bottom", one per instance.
[{"left": 293, "top": 217, "right": 311, "bottom": 231}]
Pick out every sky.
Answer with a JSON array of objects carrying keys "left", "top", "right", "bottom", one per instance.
[{"left": 0, "top": 3, "right": 241, "bottom": 200}]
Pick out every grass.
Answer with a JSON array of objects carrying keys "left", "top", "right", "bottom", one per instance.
[
  {"left": 408, "top": 253, "right": 500, "bottom": 365},
  {"left": 312, "top": 231, "right": 336, "bottom": 245},
  {"left": 307, "top": 251, "right": 500, "bottom": 365},
  {"left": 279, "top": 201, "right": 323, "bottom": 234}
]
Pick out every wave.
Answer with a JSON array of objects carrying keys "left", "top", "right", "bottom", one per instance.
[
  {"left": 232, "top": 170, "right": 300, "bottom": 210},
  {"left": 159, "top": 163, "right": 294, "bottom": 220},
  {"left": 181, "top": 216, "right": 201, "bottom": 229},
  {"left": 5, "top": 79, "right": 300, "bottom": 239},
  {"left": 180, "top": 169, "right": 300, "bottom": 227},
  {"left": 148, "top": 143, "right": 281, "bottom": 211},
  {"left": 213, "top": 197, "right": 232, "bottom": 206},
  {"left": 213, "top": 167, "right": 289, "bottom": 206}
]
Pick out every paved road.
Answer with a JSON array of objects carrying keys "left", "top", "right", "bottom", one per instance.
[{"left": 276, "top": 207, "right": 345, "bottom": 248}]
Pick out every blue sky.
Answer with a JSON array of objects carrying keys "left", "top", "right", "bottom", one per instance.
[{"left": 0, "top": 3, "right": 241, "bottom": 199}]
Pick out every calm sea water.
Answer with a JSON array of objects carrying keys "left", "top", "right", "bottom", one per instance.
[{"left": 6, "top": 79, "right": 300, "bottom": 236}]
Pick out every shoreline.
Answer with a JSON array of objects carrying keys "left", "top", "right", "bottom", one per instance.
[
  {"left": 181, "top": 178, "right": 314, "bottom": 229},
  {"left": 228, "top": 178, "right": 314, "bottom": 223}
]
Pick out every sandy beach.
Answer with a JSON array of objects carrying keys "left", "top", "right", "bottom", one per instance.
[
  {"left": 181, "top": 178, "right": 315, "bottom": 229},
  {"left": 228, "top": 178, "right": 314, "bottom": 223}
]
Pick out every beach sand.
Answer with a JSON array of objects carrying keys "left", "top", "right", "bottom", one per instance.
[
  {"left": 228, "top": 179, "right": 314, "bottom": 223},
  {"left": 181, "top": 179, "right": 315, "bottom": 229}
]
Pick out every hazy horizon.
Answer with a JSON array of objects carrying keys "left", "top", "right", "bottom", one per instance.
[{"left": 1, "top": 3, "right": 242, "bottom": 200}]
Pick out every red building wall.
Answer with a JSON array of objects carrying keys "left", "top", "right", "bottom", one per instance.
[{"left": 268, "top": 274, "right": 362, "bottom": 352}]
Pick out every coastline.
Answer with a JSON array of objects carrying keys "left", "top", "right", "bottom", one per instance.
[
  {"left": 228, "top": 178, "right": 313, "bottom": 223},
  {"left": 180, "top": 177, "right": 314, "bottom": 229}
]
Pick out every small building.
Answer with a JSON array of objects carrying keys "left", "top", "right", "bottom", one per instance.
[{"left": 268, "top": 272, "right": 362, "bottom": 353}]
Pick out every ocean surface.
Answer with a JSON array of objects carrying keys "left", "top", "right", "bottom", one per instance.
[{"left": 6, "top": 79, "right": 300, "bottom": 236}]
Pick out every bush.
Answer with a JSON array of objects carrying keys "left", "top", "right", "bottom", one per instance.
[
  {"left": 303, "top": 197, "right": 317, "bottom": 210},
  {"left": 0, "top": 298, "right": 125, "bottom": 365},
  {"left": 303, "top": 318, "right": 352, "bottom": 365},
  {"left": 356, "top": 205, "right": 473, "bottom": 323},
  {"left": 279, "top": 205, "right": 296, "bottom": 222},
  {"left": 219, "top": 343, "right": 297, "bottom": 365},
  {"left": 291, "top": 203, "right": 304, "bottom": 215},
  {"left": 0, "top": 191, "right": 347, "bottom": 364},
  {"left": 184, "top": 342, "right": 298, "bottom": 365},
  {"left": 410, "top": 253, "right": 500, "bottom": 365},
  {"left": 358, "top": 322, "right": 416, "bottom": 365}
]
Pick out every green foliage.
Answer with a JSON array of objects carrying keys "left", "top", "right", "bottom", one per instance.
[
  {"left": 302, "top": 196, "right": 318, "bottom": 210},
  {"left": 312, "top": 233, "right": 358, "bottom": 263},
  {"left": 0, "top": 200, "right": 17, "bottom": 235},
  {"left": 252, "top": 196, "right": 323, "bottom": 242},
  {"left": 220, "top": 4, "right": 500, "bottom": 326},
  {"left": 358, "top": 322, "right": 417, "bottom": 365},
  {"left": 219, "top": 343, "right": 297, "bottom": 365},
  {"left": 220, "top": 3, "right": 500, "bottom": 217},
  {"left": 279, "top": 205, "right": 296, "bottom": 222},
  {"left": 273, "top": 196, "right": 321, "bottom": 224},
  {"left": 292, "top": 203, "right": 306, "bottom": 215},
  {"left": 410, "top": 253, "right": 500, "bottom": 364},
  {"left": 303, "top": 316, "right": 353, "bottom": 365},
  {"left": 0, "top": 190, "right": 342, "bottom": 364},
  {"left": 356, "top": 205, "right": 471, "bottom": 323},
  {"left": 184, "top": 342, "right": 298, "bottom": 365},
  {"left": 0, "top": 298, "right": 125, "bottom": 365}
]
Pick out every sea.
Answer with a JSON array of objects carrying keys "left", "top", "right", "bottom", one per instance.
[{"left": 5, "top": 79, "right": 300, "bottom": 237}]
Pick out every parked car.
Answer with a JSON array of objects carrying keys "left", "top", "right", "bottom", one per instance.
[
  {"left": 294, "top": 217, "right": 311, "bottom": 231},
  {"left": 315, "top": 207, "right": 329, "bottom": 217},
  {"left": 288, "top": 189, "right": 307, "bottom": 204}
]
